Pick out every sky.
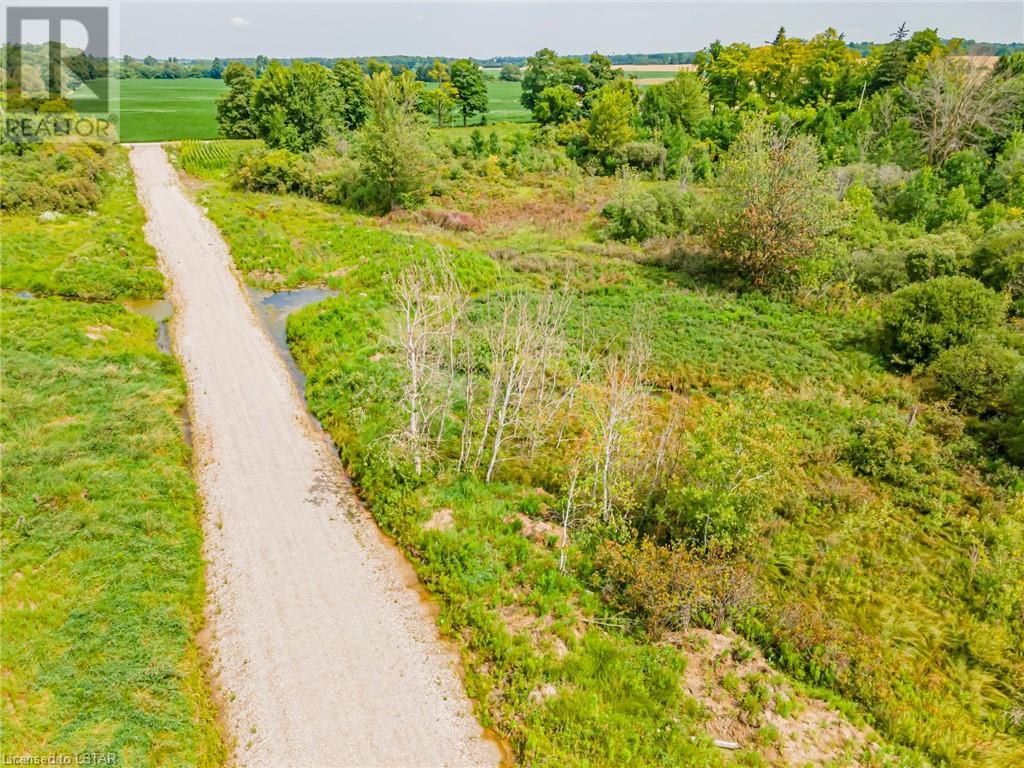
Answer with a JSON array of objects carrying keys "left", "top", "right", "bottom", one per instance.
[{"left": 16, "top": 1, "right": 1024, "bottom": 59}]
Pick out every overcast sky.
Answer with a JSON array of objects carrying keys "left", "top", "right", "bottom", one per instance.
[{"left": 43, "top": 1, "right": 1024, "bottom": 59}]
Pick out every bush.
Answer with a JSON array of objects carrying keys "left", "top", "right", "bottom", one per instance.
[
  {"left": 880, "top": 276, "right": 1007, "bottom": 366},
  {"left": 0, "top": 141, "right": 108, "bottom": 212},
  {"left": 597, "top": 538, "right": 753, "bottom": 638},
  {"left": 602, "top": 184, "right": 694, "bottom": 242},
  {"left": 929, "top": 338, "right": 1023, "bottom": 413},
  {"left": 903, "top": 231, "right": 973, "bottom": 282},
  {"left": 235, "top": 148, "right": 309, "bottom": 194},
  {"left": 994, "top": 376, "right": 1024, "bottom": 464},
  {"left": 972, "top": 223, "right": 1024, "bottom": 315},
  {"left": 844, "top": 418, "right": 940, "bottom": 487},
  {"left": 849, "top": 248, "right": 909, "bottom": 293},
  {"left": 614, "top": 141, "right": 667, "bottom": 176},
  {"left": 704, "top": 120, "right": 836, "bottom": 287}
]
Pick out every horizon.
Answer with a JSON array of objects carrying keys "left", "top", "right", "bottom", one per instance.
[{"left": 106, "top": 2, "right": 1023, "bottom": 60}]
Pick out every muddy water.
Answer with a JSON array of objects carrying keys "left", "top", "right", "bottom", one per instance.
[
  {"left": 246, "top": 287, "right": 337, "bottom": 388},
  {"left": 124, "top": 297, "right": 173, "bottom": 354}
]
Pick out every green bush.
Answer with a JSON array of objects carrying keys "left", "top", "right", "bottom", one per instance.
[
  {"left": 844, "top": 418, "right": 939, "bottom": 486},
  {"left": 0, "top": 141, "right": 108, "bottom": 212},
  {"left": 928, "top": 338, "right": 1023, "bottom": 413},
  {"left": 903, "top": 231, "right": 972, "bottom": 282},
  {"left": 235, "top": 147, "right": 310, "bottom": 195},
  {"left": 994, "top": 375, "right": 1024, "bottom": 464},
  {"left": 848, "top": 248, "right": 909, "bottom": 293},
  {"left": 602, "top": 184, "right": 695, "bottom": 242},
  {"left": 971, "top": 223, "right": 1024, "bottom": 315},
  {"left": 880, "top": 276, "right": 1007, "bottom": 366}
]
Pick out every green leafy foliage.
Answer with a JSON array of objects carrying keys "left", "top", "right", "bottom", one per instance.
[{"left": 881, "top": 276, "right": 1007, "bottom": 366}]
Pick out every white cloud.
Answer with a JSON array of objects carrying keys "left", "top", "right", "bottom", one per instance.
[{"left": 229, "top": 17, "right": 251, "bottom": 29}]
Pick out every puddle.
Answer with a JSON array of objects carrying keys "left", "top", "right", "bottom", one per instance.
[
  {"left": 124, "top": 297, "right": 173, "bottom": 354},
  {"left": 247, "top": 286, "right": 337, "bottom": 388},
  {"left": 15, "top": 290, "right": 36, "bottom": 299}
]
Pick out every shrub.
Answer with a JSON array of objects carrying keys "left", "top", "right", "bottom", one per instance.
[
  {"left": 929, "top": 338, "right": 1023, "bottom": 413},
  {"left": 880, "top": 276, "right": 1007, "bottom": 366},
  {"left": 903, "top": 231, "right": 973, "bottom": 282},
  {"left": 844, "top": 418, "right": 940, "bottom": 486},
  {"left": 235, "top": 148, "right": 309, "bottom": 194},
  {"left": 972, "top": 223, "right": 1024, "bottom": 315},
  {"left": 615, "top": 141, "right": 667, "bottom": 176},
  {"left": 602, "top": 184, "right": 694, "bottom": 242},
  {"left": 704, "top": 120, "right": 836, "bottom": 287},
  {"left": 0, "top": 141, "right": 107, "bottom": 212},
  {"left": 597, "top": 538, "right": 753, "bottom": 638},
  {"left": 848, "top": 249, "right": 909, "bottom": 293},
  {"left": 994, "top": 376, "right": 1024, "bottom": 464}
]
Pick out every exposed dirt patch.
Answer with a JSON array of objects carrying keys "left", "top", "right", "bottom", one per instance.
[
  {"left": 672, "top": 628, "right": 877, "bottom": 766},
  {"left": 423, "top": 507, "right": 455, "bottom": 532}
]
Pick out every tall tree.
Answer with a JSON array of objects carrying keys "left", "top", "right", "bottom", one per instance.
[
  {"left": 216, "top": 62, "right": 257, "bottom": 138},
  {"left": 251, "top": 61, "right": 341, "bottom": 151},
  {"left": 355, "top": 70, "right": 428, "bottom": 212},
  {"left": 333, "top": 58, "right": 370, "bottom": 130},
  {"left": 450, "top": 59, "right": 488, "bottom": 126},
  {"left": 424, "top": 59, "right": 456, "bottom": 127}
]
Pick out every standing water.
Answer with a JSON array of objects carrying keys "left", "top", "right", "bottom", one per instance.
[
  {"left": 123, "top": 297, "right": 173, "bottom": 354},
  {"left": 246, "top": 287, "right": 338, "bottom": 388}
]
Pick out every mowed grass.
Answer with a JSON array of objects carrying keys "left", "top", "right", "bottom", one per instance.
[
  {"left": 0, "top": 296, "right": 223, "bottom": 766},
  {"left": 91, "top": 79, "right": 226, "bottom": 142},
  {"left": 0, "top": 146, "right": 163, "bottom": 299}
]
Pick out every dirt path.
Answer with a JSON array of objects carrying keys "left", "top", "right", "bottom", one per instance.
[{"left": 128, "top": 144, "right": 500, "bottom": 768}]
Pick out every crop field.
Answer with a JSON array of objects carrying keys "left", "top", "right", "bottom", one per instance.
[
  {"left": 91, "top": 78, "right": 226, "bottom": 142},
  {"left": 96, "top": 77, "right": 529, "bottom": 142}
]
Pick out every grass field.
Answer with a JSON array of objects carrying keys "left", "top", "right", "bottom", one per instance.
[{"left": 1, "top": 298, "right": 223, "bottom": 767}]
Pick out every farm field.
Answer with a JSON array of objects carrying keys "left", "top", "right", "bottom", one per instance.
[
  {"left": 90, "top": 78, "right": 226, "bottom": 142},
  {"left": 99, "top": 76, "right": 529, "bottom": 142}
]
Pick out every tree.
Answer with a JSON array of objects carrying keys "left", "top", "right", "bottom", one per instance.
[
  {"left": 333, "top": 58, "right": 370, "bottom": 130},
  {"left": 449, "top": 59, "right": 488, "bottom": 126},
  {"left": 533, "top": 84, "right": 579, "bottom": 124},
  {"left": 354, "top": 70, "right": 428, "bottom": 212},
  {"left": 216, "top": 62, "right": 257, "bottom": 138},
  {"left": 520, "top": 48, "right": 564, "bottom": 112},
  {"left": 904, "top": 56, "right": 1023, "bottom": 164},
  {"left": 585, "top": 80, "right": 638, "bottom": 168},
  {"left": 704, "top": 120, "right": 836, "bottom": 286},
  {"left": 499, "top": 63, "right": 521, "bottom": 82},
  {"left": 640, "top": 70, "right": 709, "bottom": 132},
  {"left": 251, "top": 61, "right": 341, "bottom": 151},
  {"left": 423, "top": 59, "right": 456, "bottom": 127}
]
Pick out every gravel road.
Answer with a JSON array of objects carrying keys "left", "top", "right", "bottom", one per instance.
[{"left": 128, "top": 143, "right": 500, "bottom": 768}]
